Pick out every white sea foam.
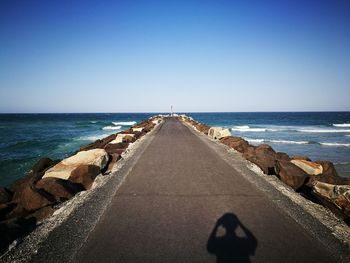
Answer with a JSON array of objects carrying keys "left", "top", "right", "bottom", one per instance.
[
  {"left": 78, "top": 134, "right": 109, "bottom": 141},
  {"left": 243, "top": 137, "right": 309, "bottom": 145},
  {"left": 298, "top": 128, "right": 350, "bottom": 133},
  {"left": 232, "top": 126, "right": 269, "bottom": 132},
  {"left": 90, "top": 121, "right": 97, "bottom": 124},
  {"left": 243, "top": 138, "right": 264, "bottom": 143},
  {"left": 112, "top": 121, "right": 136, "bottom": 126},
  {"left": 333, "top": 123, "right": 350, "bottom": 127},
  {"left": 269, "top": 139, "right": 309, "bottom": 145},
  {"left": 334, "top": 161, "right": 350, "bottom": 165},
  {"left": 320, "top": 142, "right": 350, "bottom": 147},
  {"left": 102, "top": 125, "right": 122, "bottom": 130}
]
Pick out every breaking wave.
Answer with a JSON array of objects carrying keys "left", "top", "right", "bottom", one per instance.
[
  {"left": 244, "top": 137, "right": 350, "bottom": 147},
  {"left": 244, "top": 138, "right": 309, "bottom": 145},
  {"left": 320, "top": 142, "right": 350, "bottom": 147},
  {"left": 102, "top": 125, "right": 122, "bottom": 130},
  {"left": 231, "top": 126, "right": 278, "bottom": 132},
  {"left": 112, "top": 121, "right": 136, "bottom": 126},
  {"left": 298, "top": 128, "right": 350, "bottom": 133},
  {"left": 77, "top": 134, "right": 110, "bottom": 141},
  {"left": 333, "top": 123, "right": 350, "bottom": 127}
]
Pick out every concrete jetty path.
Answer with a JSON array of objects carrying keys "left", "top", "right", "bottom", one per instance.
[{"left": 74, "top": 118, "right": 335, "bottom": 263}]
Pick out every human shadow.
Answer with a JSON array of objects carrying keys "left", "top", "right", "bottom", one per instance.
[{"left": 207, "top": 213, "right": 258, "bottom": 263}]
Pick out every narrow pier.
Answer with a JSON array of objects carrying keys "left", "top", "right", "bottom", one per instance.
[{"left": 70, "top": 118, "right": 334, "bottom": 263}]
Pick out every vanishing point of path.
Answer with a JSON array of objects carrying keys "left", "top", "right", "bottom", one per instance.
[{"left": 74, "top": 118, "right": 335, "bottom": 263}]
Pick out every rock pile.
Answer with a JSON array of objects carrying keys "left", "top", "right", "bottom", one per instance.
[
  {"left": 208, "top": 127, "right": 231, "bottom": 140},
  {"left": 178, "top": 115, "right": 210, "bottom": 135},
  {"left": 0, "top": 116, "right": 162, "bottom": 254},
  {"left": 179, "top": 115, "right": 350, "bottom": 224}
]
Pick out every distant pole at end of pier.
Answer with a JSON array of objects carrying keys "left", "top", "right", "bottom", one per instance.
[{"left": 171, "top": 105, "right": 173, "bottom": 116}]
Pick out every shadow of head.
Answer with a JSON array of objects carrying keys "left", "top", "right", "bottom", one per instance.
[
  {"left": 219, "top": 213, "right": 238, "bottom": 233},
  {"left": 207, "top": 213, "right": 258, "bottom": 263}
]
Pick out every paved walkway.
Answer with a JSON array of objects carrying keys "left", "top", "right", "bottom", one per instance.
[{"left": 74, "top": 118, "right": 335, "bottom": 263}]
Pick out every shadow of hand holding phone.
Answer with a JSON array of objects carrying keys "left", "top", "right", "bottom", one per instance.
[{"left": 207, "top": 213, "right": 257, "bottom": 263}]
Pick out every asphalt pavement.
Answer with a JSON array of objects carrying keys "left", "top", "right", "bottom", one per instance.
[{"left": 74, "top": 118, "right": 336, "bottom": 263}]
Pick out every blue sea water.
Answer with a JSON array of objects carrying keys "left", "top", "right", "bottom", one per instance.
[
  {"left": 0, "top": 112, "right": 350, "bottom": 187},
  {"left": 0, "top": 113, "right": 155, "bottom": 187}
]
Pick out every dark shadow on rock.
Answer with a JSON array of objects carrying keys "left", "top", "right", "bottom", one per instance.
[{"left": 207, "top": 213, "right": 257, "bottom": 263}]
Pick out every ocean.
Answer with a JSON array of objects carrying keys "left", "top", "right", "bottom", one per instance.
[{"left": 0, "top": 112, "right": 349, "bottom": 187}]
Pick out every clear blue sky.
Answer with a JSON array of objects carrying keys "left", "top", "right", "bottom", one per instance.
[{"left": 0, "top": 0, "right": 349, "bottom": 113}]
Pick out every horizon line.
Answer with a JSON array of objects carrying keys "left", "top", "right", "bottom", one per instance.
[{"left": 1, "top": 110, "right": 350, "bottom": 114}]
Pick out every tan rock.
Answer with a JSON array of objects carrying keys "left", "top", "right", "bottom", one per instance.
[
  {"left": 208, "top": 127, "right": 231, "bottom": 140},
  {"left": 313, "top": 181, "right": 350, "bottom": 200},
  {"left": 109, "top": 134, "right": 135, "bottom": 144},
  {"left": 151, "top": 119, "right": 161, "bottom": 125},
  {"left": 43, "top": 149, "right": 109, "bottom": 180},
  {"left": 132, "top": 127, "right": 144, "bottom": 132},
  {"left": 292, "top": 155, "right": 311, "bottom": 162},
  {"left": 291, "top": 159, "right": 323, "bottom": 175},
  {"left": 313, "top": 181, "right": 350, "bottom": 214}
]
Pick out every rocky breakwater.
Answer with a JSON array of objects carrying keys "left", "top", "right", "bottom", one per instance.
[
  {"left": 179, "top": 115, "right": 350, "bottom": 225},
  {"left": 0, "top": 116, "right": 162, "bottom": 255}
]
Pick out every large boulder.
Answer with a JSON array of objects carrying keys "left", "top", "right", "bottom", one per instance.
[
  {"left": 151, "top": 118, "right": 161, "bottom": 125},
  {"left": 122, "top": 135, "right": 136, "bottom": 143},
  {"left": 105, "top": 153, "right": 121, "bottom": 173},
  {"left": 292, "top": 155, "right": 312, "bottom": 162},
  {"left": 9, "top": 157, "right": 56, "bottom": 194},
  {"left": 309, "top": 161, "right": 350, "bottom": 185},
  {"left": 68, "top": 165, "right": 101, "bottom": 190},
  {"left": 36, "top": 177, "right": 84, "bottom": 201},
  {"left": 208, "top": 127, "right": 231, "bottom": 140},
  {"left": 80, "top": 140, "right": 102, "bottom": 151},
  {"left": 244, "top": 144, "right": 277, "bottom": 175},
  {"left": 10, "top": 171, "right": 43, "bottom": 194},
  {"left": 12, "top": 185, "right": 55, "bottom": 212},
  {"left": 26, "top": 205, "right": 56, "bottom": 222},
  {"left": 0, "top": 219, "right": 29, "bottom": 254},
  {"left": 133, "top": 120, "right": 155, "bottom": 132},
  {"left": 104, "top": 142, "right": 129, "bottom": 155},
  {"left": 121, "top": 128, "right": 133, "bottom": 134},
  {"left": 3, "top": 203, "right": 29, "bottom": 220},
  {"left": 220, "top": 136, "right": 250, "bottom": 153},
  {"left": 43, "top": 149, "right": 109, "bottom": 180},
  {"left": 276, "top": 152, "right": 290, "bottom": 161},
  {"left": 143, "top": 123, "right": 155, "bottom": 133},
  {"left": 194, "top": 123, "right": 210, "bottom": 135},
  {"left": 109, "top": 134, "right": 135, "bottom": 144},
  {"left": 0, "top": 203, "right": 16, "bottom": 221},
  {"left": 0, "top": 217, "right": 36, "bottom": 254},
  {"left": 291, "top": 159, "right": 323, "bottom": 175},
  {"left": 274, "top": 160, "right": 309, "bottom": 191},
  {"left": 31, "top": 157, "right": 57, "bottom": 174},
  {"left": 243, "top": 146, "right": 256, "bottom": 156},
  {"left": 254, "top": 144, "right": 274, "bottom": 155},
  {"left": 132, "top": 127, "right": 144, "bottom": 133},
  {"left": 80, "top": 134, "right": 116, "bottom": 151},
  {"left": 312, "top": 181, "right": 350, "bottom": 216},
  {"left": 0, "top": 187, "right": 12, "bottom": 204}
]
